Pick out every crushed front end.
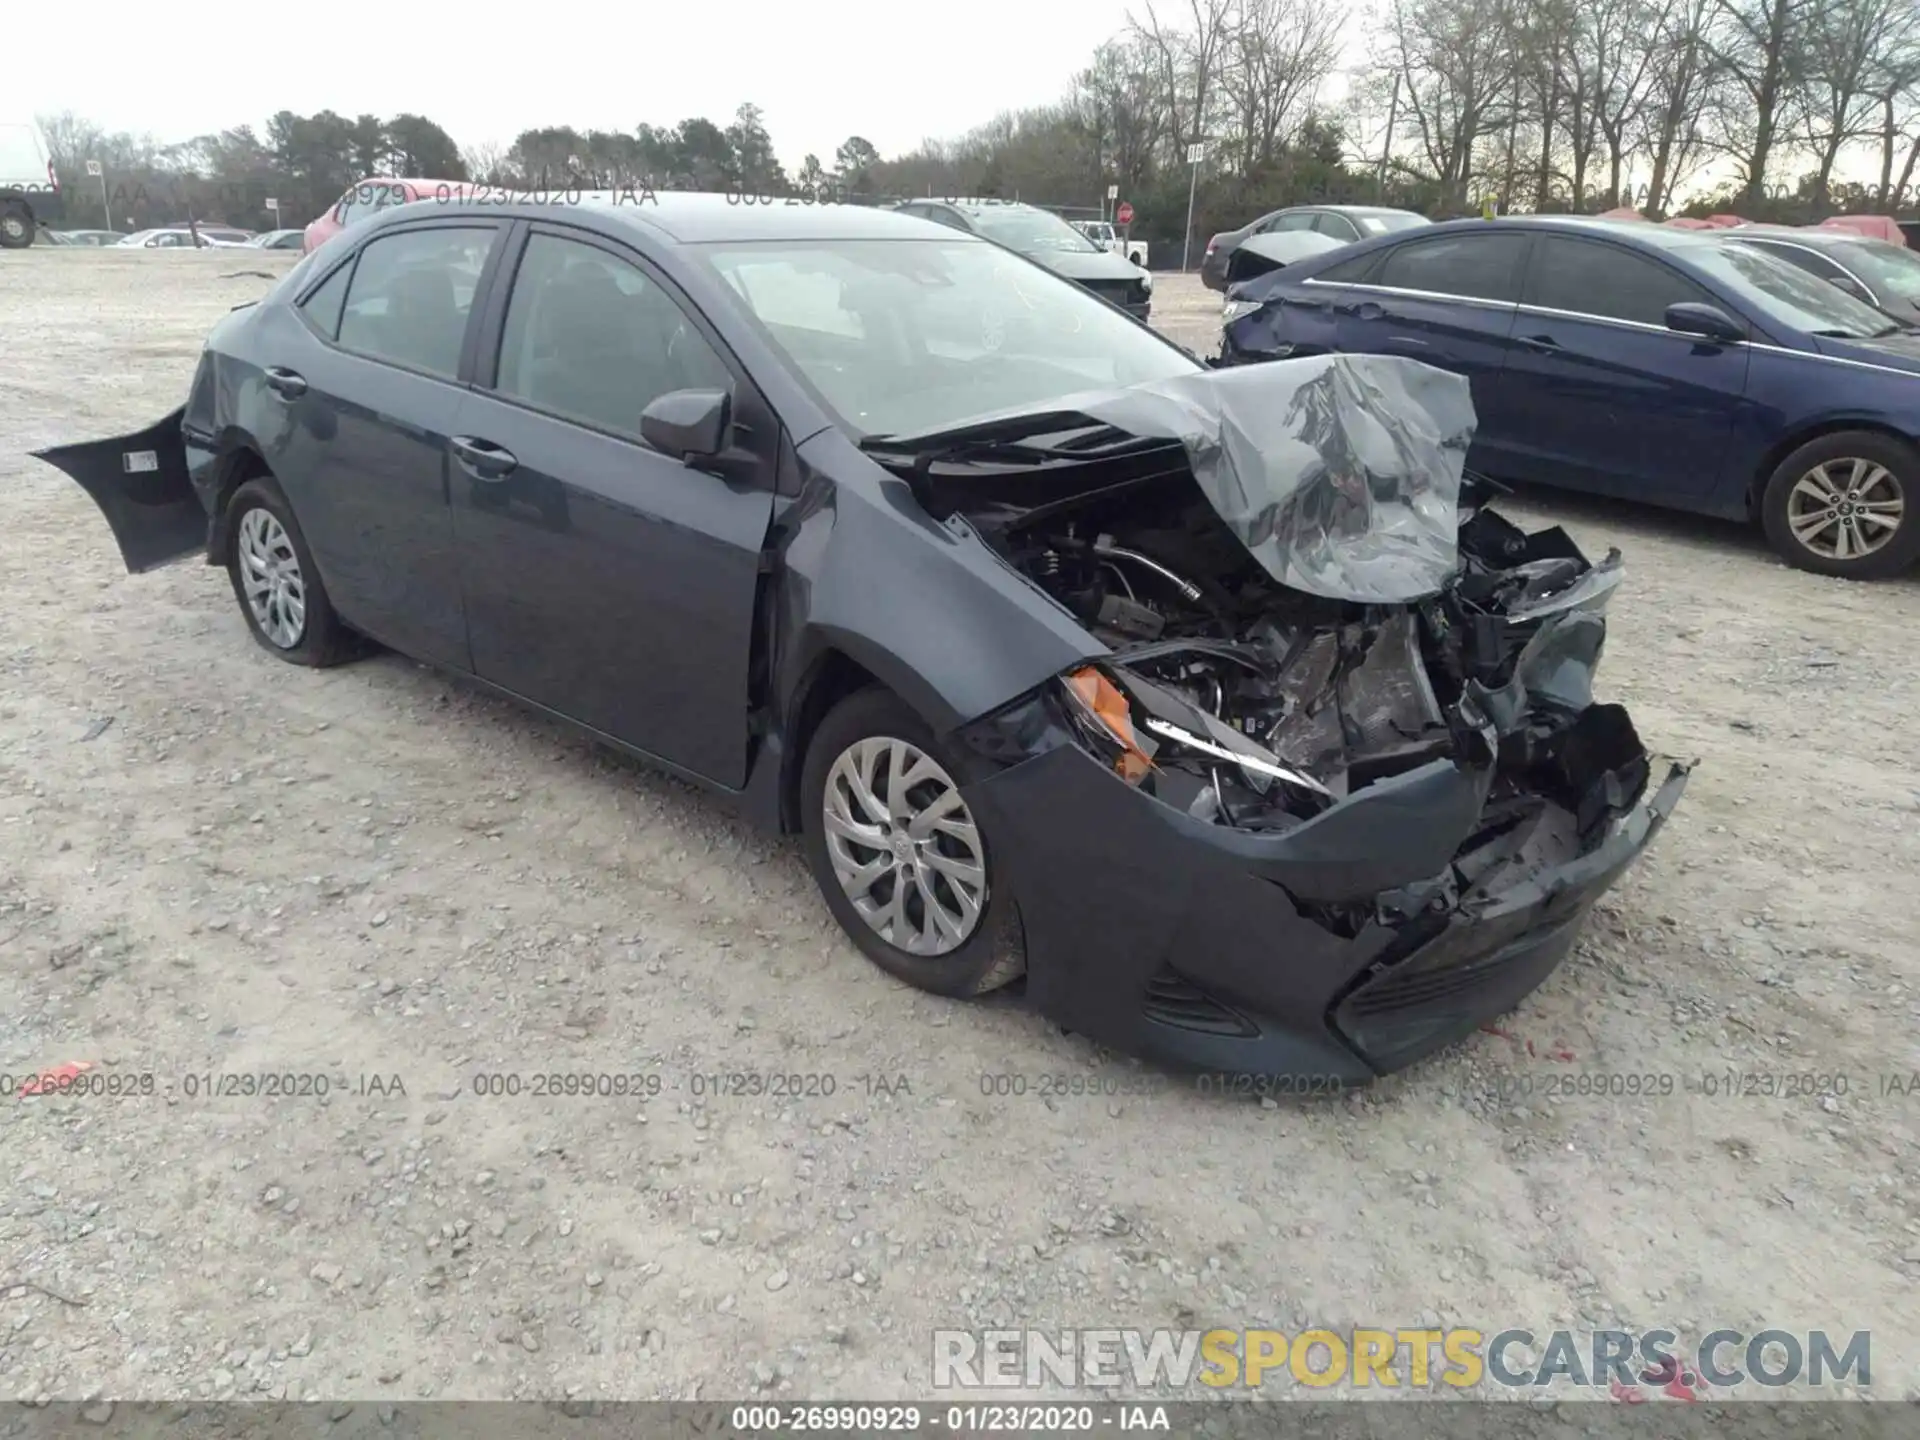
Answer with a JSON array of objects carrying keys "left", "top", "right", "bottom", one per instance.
[{"left": 882, "top": 354, "right": 1690, "bottom": 1081}]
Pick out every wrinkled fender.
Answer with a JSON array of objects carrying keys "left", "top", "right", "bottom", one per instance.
[{"left": 774, "top": 428, "right": 1104, "bottom": 738}]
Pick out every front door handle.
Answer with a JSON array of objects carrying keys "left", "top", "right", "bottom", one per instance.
[
  {"left": 263, "top": 367, "right": 308, "bottom": 398},
  {"left": 1516, "top": 333, "right": 1561, "bottom": 352},
  {"left": 450, "top": 435, "right": 518, "bottom": 481}
]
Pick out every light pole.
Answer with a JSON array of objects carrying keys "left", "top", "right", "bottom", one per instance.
[{"left": 1180, "top": 142, "right": 1203, "bottom": 271}]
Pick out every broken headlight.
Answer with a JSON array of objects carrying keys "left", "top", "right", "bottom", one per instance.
[{"left": 1058, "top": 667, "right": 1157, "bottom": 784}]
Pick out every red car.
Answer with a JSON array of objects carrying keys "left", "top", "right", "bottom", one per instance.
[{"left": 301, "top": 178, "right": 480, "bottom": 254}]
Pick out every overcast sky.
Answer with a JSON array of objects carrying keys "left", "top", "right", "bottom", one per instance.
[{"left": 15, "top": 0, "right": 1150, "bottom": 172}]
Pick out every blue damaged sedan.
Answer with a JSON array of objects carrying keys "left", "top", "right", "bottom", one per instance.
[{"left": 1220, "top": 215, "right": 1920, "bottom": 579}]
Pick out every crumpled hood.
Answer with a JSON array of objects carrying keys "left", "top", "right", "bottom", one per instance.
[{"left": 1073, "top": 354, "right": 1476, "bottom": 603}]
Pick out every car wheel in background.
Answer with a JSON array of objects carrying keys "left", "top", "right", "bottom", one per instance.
[
  {"left": 801, "top": 687, "right": 1025, "bottom": 998},
  {"left": 1760, "top": 431, "right": 1920, "bottom": 580},
  {"left": 224, "top": 478, "right": 356, "bottom": 666},
  {"left": 0, "top": 206, "right": 34, "bottom": 248}
]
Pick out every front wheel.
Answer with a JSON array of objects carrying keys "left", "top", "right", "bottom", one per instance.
[
  {"left": 0, "top": 206, "right": 34, "bottom": 249},
  {"left": 1760, "top": 431, "right": 1919, "bottom": 579},
  {"left": 800, "top": 688, "right": 1025, "bottom": 998}
]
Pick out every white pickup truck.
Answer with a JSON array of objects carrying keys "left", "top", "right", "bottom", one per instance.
[{"left": 1073, "top": 220, "right": 1148, "bottom": 268}]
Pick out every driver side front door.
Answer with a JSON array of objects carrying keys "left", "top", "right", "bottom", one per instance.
[{"left": 447, "top": 224, "right": 781, "bottom": 788}]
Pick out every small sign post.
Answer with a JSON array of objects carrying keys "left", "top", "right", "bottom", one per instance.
[
  {"left": 1105, "top": 182, "right": 1118, "bottom": 222},
  {"left": 1182, "top": 143, "right": 1205, "bottom": 271},
  {"left": 87, "top": 159, "right": 109, "bottom": 228}
]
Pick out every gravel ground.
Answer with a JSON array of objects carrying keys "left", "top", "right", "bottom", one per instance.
[{"left": 2, "top": 248, "right": 1918, "bottom": 1407}]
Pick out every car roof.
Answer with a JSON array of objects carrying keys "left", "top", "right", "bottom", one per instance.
[
  {"left": 1721, "top": 225, "right": 1872, "bottom": 247},
  {"left": 1444, "top": 214, "right": 1725, "bottom": 252},
  {"left": 400, "top": 190, "right": 970, "bottom": 244}
]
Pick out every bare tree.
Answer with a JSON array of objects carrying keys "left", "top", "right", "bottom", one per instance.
[
  {"left": 1221, "top": 0, "right": 1345, "bottom": 171},
  {"left": 1587, "top": 0, "right": 1666, "bottom": 206},
  {"left": 1131, "top": 0, "right": 1235, "bottom": 154},
  {"left": 1379, "top": 0, "right": 1520, "bottom": 203},
  {"left": 1797, "top": 0, "right": 1911, "bottom": 211},
  {"left": 1641, "top": 0, "right": 1721, "bottom": 213},
  {"left": 1712, "top": 0, "right": 1811, "bottom": 207}
]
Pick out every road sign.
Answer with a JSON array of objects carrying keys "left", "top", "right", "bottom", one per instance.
[
  {"left": 1106, "top": 184, "right": 1119, "bottom": 200},
  {"left": 1116, "top": 201, "right": 1134, "bottom": 226},
  {"left": 85, "top": 160, "right": 102, "bottom": 177},
  {"left": 265, "top": 198, "right": 279, "bottom": 212},
  {"left": 1186, "top": 143, "right": 1204, "bottom": 165}
]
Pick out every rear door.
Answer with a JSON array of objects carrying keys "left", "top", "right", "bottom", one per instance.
[
  {"left": 446, "top": 223, "right": 781, "bottom": 787},
  {"left": 260, "top": 219, "right": 506, "bottom": 668},
  {"left": 1331, "top": 229, "right": 1530, "bottom": 471},
  {"left": 1501, "top": 232, "right": 1749, "bottom": 502}
]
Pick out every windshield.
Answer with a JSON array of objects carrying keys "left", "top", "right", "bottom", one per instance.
[
  {"left": 1833, "top": 239, "right": 1920, "bottom": 304},
  {"left": 1356, "top": 213, "right": 1427, "bottom": 236},
  {"left": 1700, "top": 241, "right": 1898, "bottom": 337},
  {"left": 965, "top": 207, "right": 1104, "bottom": 255},
  {"left": 699, "top": 238, "right": 1199, "bottom": 437}
]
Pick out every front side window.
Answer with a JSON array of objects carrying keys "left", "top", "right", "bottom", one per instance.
[
  {"left": 1524, "top": 236, "right": 1711, "bottom": 328},
  {"left": 1373, "top": 233, "right": 1528, "bottom": 303},
  {"left": 700, "top": 238, "right": 1198, "bottom": 437},
  {"left": 335, "top": 226, "right": 495, "bottom": 377},
  {"left": 1313, "top": 213, "right": 1360, "bottom": 241},
  {"left": 493, "top": 232, "right": 730, "bottom": 438}
]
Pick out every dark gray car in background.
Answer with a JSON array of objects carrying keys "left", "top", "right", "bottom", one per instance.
[
  {"left": 1202, "top": 205, "right": 1429, "bottom": 291},
  {"left": 34, "top": 193, "right": 1684, "bottom": 1083},
  {"left": 891, "top": 198, "right": 1152, "bottom": 320},
  {"left": 1721, "top": 225, "right": 1920, "bottom": 321}
]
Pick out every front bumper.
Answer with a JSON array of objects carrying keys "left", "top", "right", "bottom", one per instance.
[
  {"left": 960, "top": 732, "right": 1688, "bottom": 1085},
  {"left": 1125, "top": 300, "right": 1152, "bottom": 322}
]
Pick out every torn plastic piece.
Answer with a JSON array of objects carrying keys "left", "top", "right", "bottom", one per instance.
[
  {"left": 1469, "top": 611, "right": 1609, "bottom": 730},
  {"left": 1068, "top": 353, "right": 1477, "bottom": 603}
]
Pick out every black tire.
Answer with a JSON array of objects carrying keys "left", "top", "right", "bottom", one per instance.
[
  {"left": 1759, "top": 430, "right": 1920, "bottom": 580},
  {"left": 0, "top": 206, "right": 34, "bottom": 249},
  {"left": 223, "top": 478, "right": 356, "bottom": 666},
  {"left": 800, "top": 687, "right": 1025, "bottom": 999}
]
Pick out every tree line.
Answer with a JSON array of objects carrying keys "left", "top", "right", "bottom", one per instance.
[{"left": 36, "top": 0, "right": 1920, "bottom": 252}]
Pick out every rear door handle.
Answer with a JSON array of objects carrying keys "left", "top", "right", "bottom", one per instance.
[
  {"left": 263, "top": 367, "right": 308, "bottom": 398},
  {"left": 1516, "top": 333, "right": 1561, "bottom": 352},
  {"left": 449, "top": 435, "right": 518, "bottom": 481}
]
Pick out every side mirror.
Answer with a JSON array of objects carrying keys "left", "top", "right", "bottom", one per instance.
[
  {"left": 1664, "top": 301, "right": 1745, "bottom": 343},
  {"left": 640, "top": 387, "right": 731, "bottom": 462}
]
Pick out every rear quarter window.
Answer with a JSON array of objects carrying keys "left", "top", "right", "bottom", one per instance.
[{"left": 1373, "top": 233, "right": 1528, "bottom": 302}]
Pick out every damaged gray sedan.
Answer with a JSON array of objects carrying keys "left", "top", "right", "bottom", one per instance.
[{"left": 34, "top": 194, "right": 1688, "bottom": 1082}]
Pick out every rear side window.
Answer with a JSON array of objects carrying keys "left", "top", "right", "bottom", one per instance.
[
  {"left": 1523, "top": 236, "right": 1710, "bottom": 327},
  {"left": 335, "top": 227, "right": 494, "bottom": 378},
  {"left": 1374, "top": 233, "right": 1527, "bottom": 302},
  {"left": 1315, "top": 250, "right": 1383, "bottom": 284},
  {"left": 300, "top": 261, "right": 352, "bottom": 339},
  {"left": 1264, "top": 212, "right": 1317, "bottom": 233},
  {"left": 1740, "top": 239, "right": 1845, "bottom": 282},
  {"left": 493, "top": 232, "right": 731, "bottom": 438}
]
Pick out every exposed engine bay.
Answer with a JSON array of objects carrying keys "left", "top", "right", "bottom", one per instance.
[
  {"left": 859, "top": 354, "right": 1658, "bottom": 867},
  {"left": 921, "top": 447, "right": 1641, "bottom": 837}
]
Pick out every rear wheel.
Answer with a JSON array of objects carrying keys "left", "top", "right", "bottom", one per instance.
[
  {"left": 223, "top": 479, "right": 356, "bottom": 666},
  {"left": 1760, "top": 431, "right": 1919, "bottom": 580},
  {"left": 0, "top": 205, "right": 34, "bottom": 249},
  {"left": 800, "top": 688, "right": 1024, "bottom": 998}
]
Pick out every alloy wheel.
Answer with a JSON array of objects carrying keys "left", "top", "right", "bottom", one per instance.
[
  {"left": 821, "top": 737, "right": 987, "bottom": 957},
  {"left": 236, "top": 507, "right": 307, "bottom": 649},
  {"left": 1787, "top": 458, "right": 1906, "bottom": 561}
]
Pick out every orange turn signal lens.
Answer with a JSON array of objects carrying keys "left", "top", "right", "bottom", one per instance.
[{"left": 1063, "top": 667, "right": 1154, "bottom": 783}]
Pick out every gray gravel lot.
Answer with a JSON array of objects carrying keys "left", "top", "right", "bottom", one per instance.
[{"left": 2, "top": 248, "right": 1918, "bottom": 1405}]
